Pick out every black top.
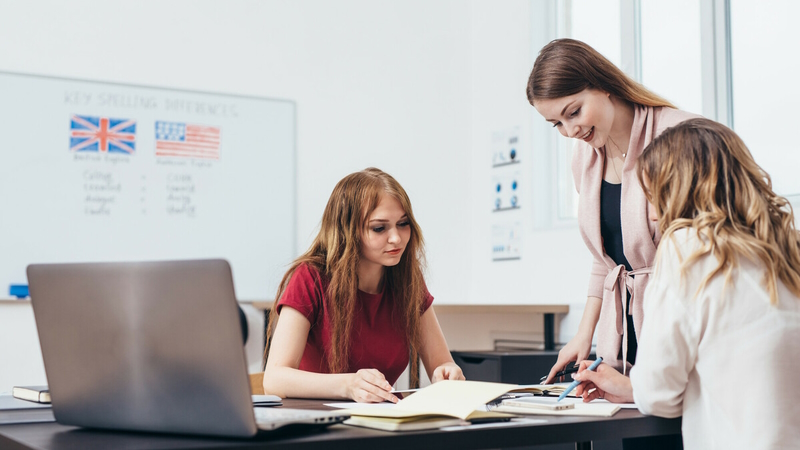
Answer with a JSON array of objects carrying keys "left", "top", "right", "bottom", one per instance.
[
  {"left": 600, "top": 180, "right": 637, "bottom": 365},
  {"left": 600, "top": 181, "right": 632, "bottom": 272}
]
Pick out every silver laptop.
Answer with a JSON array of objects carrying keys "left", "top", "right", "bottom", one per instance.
[{"left": 27, "top": 259, "right": 348, "bottom": 438}]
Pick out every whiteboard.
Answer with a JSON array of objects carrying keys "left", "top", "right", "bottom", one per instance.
[{"left": 0, "top": 71, "right": 295, "bottom": 300}]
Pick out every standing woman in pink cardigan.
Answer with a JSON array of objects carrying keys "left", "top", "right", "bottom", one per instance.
[{"left": 527, "top": 39, "right": 700, "bottom": 385}]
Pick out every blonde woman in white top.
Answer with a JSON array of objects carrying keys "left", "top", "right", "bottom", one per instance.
[{"left": 572, "top": 118, "right": 800, "bottom": 450}]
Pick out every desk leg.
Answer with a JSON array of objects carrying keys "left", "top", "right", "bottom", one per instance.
[
  {"left": 575, "top": 442, "right": 591, "bottom": 450},
  {"left": 544, "top": 313, "right": 555, "bottom": 351}
]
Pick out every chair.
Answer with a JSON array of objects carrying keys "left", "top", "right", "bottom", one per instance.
[{"left": 249, "top": 372, "right": 265, "bottom": 395}]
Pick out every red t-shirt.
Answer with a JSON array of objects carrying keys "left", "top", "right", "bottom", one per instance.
[{"left": 275, "top": 263, "right": 433, "bottom": 385}]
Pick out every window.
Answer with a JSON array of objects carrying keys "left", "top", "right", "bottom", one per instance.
[
  {"left": 730, "top": 0, "right": 800, "bottom": 199},
  {"left": 546, "top": 0, "right": 762, "bottom": 223},
  {"left": 641, "top": 0, "right": 703, "bottom": 115},
  {"left": 568, "top": 0, "right": 622, "bottom": 66},
  {"left": 554, "top": 0, "right": 622, "bottom": 221}
]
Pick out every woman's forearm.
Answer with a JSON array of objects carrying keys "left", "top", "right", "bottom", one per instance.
[
  {"left": 576, "top": 296, "right": 602, "bottom": 339},
  {"left": 262, "top": 366, "right": 349, "bottom": 400}
]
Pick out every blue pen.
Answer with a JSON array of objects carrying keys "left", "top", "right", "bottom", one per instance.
[{"left": 557, "top": 357, "right": 603, "bottom": 402}]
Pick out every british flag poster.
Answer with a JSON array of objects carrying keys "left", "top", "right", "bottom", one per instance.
[
  {"left": 69, "top": 114, "right": 137, "bottom": 154},
  {"left": 155, "top": 121, "right": 220, "bottom": 160}
]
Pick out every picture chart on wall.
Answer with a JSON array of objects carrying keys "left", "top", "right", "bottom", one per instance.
[{"left": 490, "top": 127, "right": 523, "bottom": 262}]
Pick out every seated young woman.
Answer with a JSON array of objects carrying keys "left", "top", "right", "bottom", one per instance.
[{"left": 263, "top": 167, "right": 464, "bottom": 403}]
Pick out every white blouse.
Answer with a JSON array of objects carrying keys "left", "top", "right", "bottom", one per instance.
[{"left": 630, "top": 228, "right": 800, "bottom": 450}]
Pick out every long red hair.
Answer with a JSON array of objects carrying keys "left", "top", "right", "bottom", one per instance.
[{"left": 265, "top": 168, "right": 428, "bottom": 376}]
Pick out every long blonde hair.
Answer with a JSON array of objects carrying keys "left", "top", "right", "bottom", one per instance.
[
  {"left": 527, "top": 38, "right": 675, "bottom": 109},
  {"left": 637, "top": 118, "right": 800, "bottom": 304},
  {"left": 265, "top": 168, "right": 427, "bottom": 375}
]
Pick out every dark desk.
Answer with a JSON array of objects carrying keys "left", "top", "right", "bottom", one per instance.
[{"left": 0, "top": 398, "right": 680, "bottom": 450}]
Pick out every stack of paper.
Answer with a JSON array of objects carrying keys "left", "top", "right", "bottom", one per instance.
[{"left": 492, "top": 396, "right": 621, "bottom": 417}]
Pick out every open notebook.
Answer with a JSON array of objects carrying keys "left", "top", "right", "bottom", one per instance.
[
  {"left": 342, "top": 380, "right": 620, "bottom": 431},
  {"left": 341, "top": 381, "right": 515, "bottom": 431},
  {"left": 508, "top": 383, "right": 578, "bottom": 397}
]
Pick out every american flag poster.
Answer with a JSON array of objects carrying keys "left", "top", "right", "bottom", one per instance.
[
  {"left": 69, "top": 114, "right": 137, "bottom": 154},
  {"left": 155, "top": 121, "right": 221, "bottom": 159}
]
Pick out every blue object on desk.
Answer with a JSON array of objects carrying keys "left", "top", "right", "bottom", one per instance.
[
  {"left": 9, "top": 284, "right": 29, "bottom": 298},
  {"left": 557, "top": 357, "right": 603, "bottom": 402}
]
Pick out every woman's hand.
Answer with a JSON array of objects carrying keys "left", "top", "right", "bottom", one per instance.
[
  {"left": 345, "top": 369, "right": 398, "bottom": 403},
  {"left": 543, "top": 331, "right": 593, "bottom": 384},
  {"left": 431, "top": 363, "right": 465, "bottom": 383},
  {"left": 573, "top": 360, "right": 634, "bottom": 404}
]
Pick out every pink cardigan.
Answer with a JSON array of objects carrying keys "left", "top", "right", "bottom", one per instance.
[{"left": 571, "top": 105, "right": 700, "bottom": 372}]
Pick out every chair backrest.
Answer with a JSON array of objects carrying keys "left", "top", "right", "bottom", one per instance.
[{"left": 249, "top": 372, "right": 265, "bottom": 395}]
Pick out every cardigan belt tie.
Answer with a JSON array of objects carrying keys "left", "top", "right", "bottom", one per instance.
[{"left": 603, "top": 265, "right": 652, "bottom": 375}]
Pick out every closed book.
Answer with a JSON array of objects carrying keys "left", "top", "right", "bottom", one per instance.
[
  {"left": 344, "top": 415, "right": 463, "bottom": 432},
  {"left": 251, "top": 394, "right": 282, "bottom": 407},
  {"left": 12, "top": 385, "right": 51, "bottom": 404}
]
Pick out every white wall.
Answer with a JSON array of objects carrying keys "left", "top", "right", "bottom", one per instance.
[
  {"left": 0, "top": 0, "right": 593, "bottom": 393},
  {"left": 459, "top": 0, "right": 590, "bottom": 352},
  {"left": 0, "top": 303, "right": 47, "bottom": 390}
]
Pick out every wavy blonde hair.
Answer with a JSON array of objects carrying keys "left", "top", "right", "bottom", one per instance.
[
  {"left": 527, "top": 38, "right": 675, "bottom": 109},
  {"left": 637, "top": 118, "right": 800, "bottom": 304},
  {"left": 265, "top": 168, "right": 427, "bottom": 377}
]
